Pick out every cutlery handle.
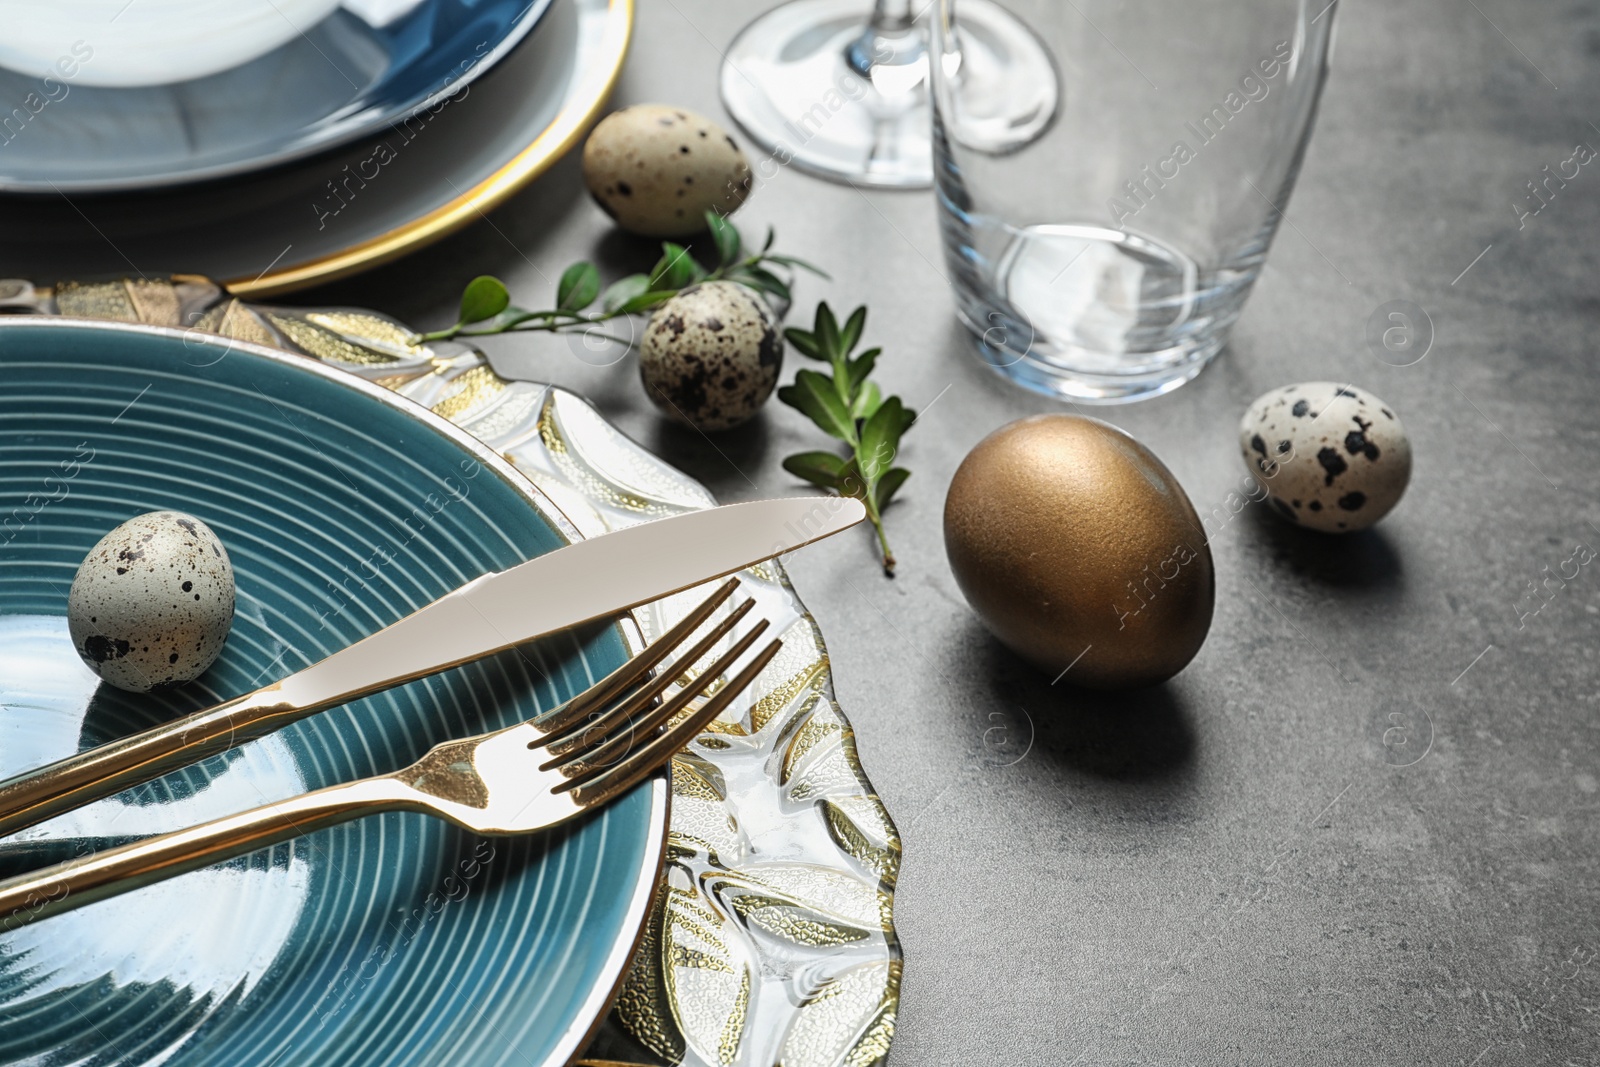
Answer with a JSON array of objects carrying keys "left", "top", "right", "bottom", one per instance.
[
  {"left": 0, "top": 686, "right": 302, "bottom": 839},
  {"left": 0, "top": 776, "right": 411, "bottom": 930},
  {"left": 0, "top": 583, "right": 502, "bottom": 840}
]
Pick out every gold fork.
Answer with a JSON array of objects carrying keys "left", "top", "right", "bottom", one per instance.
[{"left": 0, "top": 580, "right": 777, "bottom": 931}]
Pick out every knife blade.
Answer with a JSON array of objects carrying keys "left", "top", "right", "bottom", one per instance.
[{"left": 0, "top": 495, "right": 865, "bottom": 838}]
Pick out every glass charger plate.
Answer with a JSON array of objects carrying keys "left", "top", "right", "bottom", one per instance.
[
  {"left": 1, "top": 276, "right": 904, "bottom": 1067},
  {"left": 0, "top": 316, "right": 668, "bottom": 1067},
  {"left": 0, "top": 0, "right": 630, "bottom": 297},
  {"left": 0, "top": 0, "right": 555, "bottom": 193}
]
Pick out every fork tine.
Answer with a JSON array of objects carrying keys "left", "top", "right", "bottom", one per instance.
[
  {"left": 543, "top": 616, "right": 771, "bottom": 773},
  {"left": 541, "top": 599, "right": 757, "bottom": 760},
  {"left": 560, "top": 638, "right": 783, "bottom": 808},
  {"left": 534, "top": 577, "right": 739, "bottom": 742}
]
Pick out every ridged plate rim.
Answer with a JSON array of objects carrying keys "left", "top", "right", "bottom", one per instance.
[{"left": 0, "top": 315, "right": 670, "bottom": 1067}]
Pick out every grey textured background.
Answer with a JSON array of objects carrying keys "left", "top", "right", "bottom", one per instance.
[{"left": 306, "top": 0, "right": 1600, "bottom": 1063}]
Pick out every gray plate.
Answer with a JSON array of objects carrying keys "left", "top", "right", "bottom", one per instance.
[
  {"left": 0, "top": 0, "right": 552, "bottom": 193},
  {"left": 0, "top": 0, "right": 624, "bottom": 295}
]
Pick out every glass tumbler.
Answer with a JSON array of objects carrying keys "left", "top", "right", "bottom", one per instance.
[{"left": 931, "top": 0, "right": 1336, "bottom": 402}]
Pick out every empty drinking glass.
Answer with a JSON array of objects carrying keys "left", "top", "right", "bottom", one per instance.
[{"left": 932, "top": 0, "right": 1336, "bottom": 402}]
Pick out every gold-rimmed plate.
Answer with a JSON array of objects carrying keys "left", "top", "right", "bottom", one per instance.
[
  {"left": 3, "top": 280, "right": 906, "bottom": 1066},
  {"left": 0, "top": 316, "right": 668, "bottom": 1067},
  {"left": 0, "top": 0, "right": 630, "bottom": 297}
]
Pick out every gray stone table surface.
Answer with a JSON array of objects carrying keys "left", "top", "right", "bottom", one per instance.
[{"left": 304, "top": 0, "right": 1600, "bottom": 1062}]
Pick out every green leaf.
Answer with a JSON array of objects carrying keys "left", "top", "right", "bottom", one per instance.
[
  {"left": 778, "top": 369, "right": 857, "bottom": 444},
  {"left": 761, "top": 227, "right": 776, "bottom": 254},
  {"left": 619, "top": 290, "right": 678, "bottom": 314},
  {"left": 836, "top": 456, "right": 868, "bottom": 498},
  {"left": 774, "top": 299, "right": 911, "bottom": 576},
  {"left": 557, "top": 262, "right": 601, "bottom": 311},
  {"left": 839, "top": 306, "right": 866, "bottom": 355},
  {"left": 706, "top": 211, "right": 741, "bottom": 265},
  {"left": 781, "top": 450, "right": 848, "bottom": 491},
  {"left": 816, "top": 303, "right": 841, "bottom": 358},
  {"left": 846, "top": 347, "right": 879, "bottom": 393},
  {"left": 740, "top": 265, "right": 791, "bottom": 304},
  {"left": 851, "top": 379, "right": 882, "bottom": 421},
  {"left": 650, "top": 244, "right": 697, "bottom": 290},
  {"left": 875, "top": 467, "right": 910, "bottom": 510},
  {"left": 858, "top": 396, "right": 905, "bottom": 481},
  {"left": 784, "top": 327, "right": 826, "bottom": 361},
  {"left": 458, "top": 275, "right": 510, "bottom": 325},
  {"left": 763, "top": 254, "right": 831, "bottom": 279},
  {"left": 601, "top": 274, "right": 651, "bottom": 313}
]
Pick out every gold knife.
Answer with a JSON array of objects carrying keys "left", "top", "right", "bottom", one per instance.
[{"left": 0, "top": 495, "right": 864, "bottom": 838}]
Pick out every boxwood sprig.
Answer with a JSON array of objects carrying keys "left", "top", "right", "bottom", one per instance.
[
  {"left": 413, "top": 212, "right": 825, "bottom": 345},
  {"left": 778, "top": 303, "right": 914, "bottom": 576}
]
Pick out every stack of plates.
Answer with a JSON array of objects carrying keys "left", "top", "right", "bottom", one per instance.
[
  {"left": 0, "top": 0, "right": 633, "bottom": 295},
  {"left": 0, "top": 9, "right": 909, "bottom": 1065},
  {"left": 0, "top": 318, "right": 666, "bottom": 1067}
]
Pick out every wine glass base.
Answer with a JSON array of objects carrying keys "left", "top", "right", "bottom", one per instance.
[
  {"left": 721, "top": 0, "right": 931, "bottom": 188},
  {"left": 720, "top": 0, "right": 1056, "bottom": 189}
]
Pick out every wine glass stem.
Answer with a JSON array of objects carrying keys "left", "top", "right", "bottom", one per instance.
[
  {"left": 848, "top": 0, "right": 926, "bottom": 79},
  {"left": 871, "top": 0, "right": 915, "bottom": 32}
]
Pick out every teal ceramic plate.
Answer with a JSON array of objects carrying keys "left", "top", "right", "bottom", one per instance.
[{"left": 0, "top": 319, "right": 666, "bottom": 1066}]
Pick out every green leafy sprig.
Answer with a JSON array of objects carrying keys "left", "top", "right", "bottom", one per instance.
[
  {"left": 415, "top": 211, "right": 825, "bottom": 345},
  {"left": 779, "top": 303, "right": 914, "bottom": 576}
]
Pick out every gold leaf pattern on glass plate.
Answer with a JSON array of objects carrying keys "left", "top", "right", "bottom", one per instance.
[
  {"left": 660, "top": 871, "right": 753, "bottom": 1067},
  {"left": 124, "top": 278, "right": 184, "bottom": 325},
  {"left": 780, "top": 693, "right": 844, "bottom": 784},
  {"left": 821, "top": 795, "right": 901, "bottom": 888},
  {"left": 728, "top": 894, "right": 870, "bottom": 948},
  {"left": 264, "top": 312, "right": 403, "bottom": 366},
  {"left": 537, "top": 390, "right": 716, "bottom": 516},
  {"left": 668, "top": 752, "right": 744, "bottom": 866},
  {"left": 0, "top": 279, "right": 39, "bottom": 308},
  {"left": 782, "top": 700, "right": 867, "bottom": 805},
  {"left": 453, "top": 382, "right": 549, "bottom": 447},
  {"left": 54, "top": 279, "right": 142, "bottom": 322},
  {"left": 31, "top": 276, "right": 227, "bottom": 328},
  {"left": 29, "top": 280, "right": 902, "bottom": 1067},
  {"left": 712, "top": 865, "right": 888, "bottom": 935},
  {"left": 610, "top": 868, "right": 687, "bottom": 1067},
  {"left": 301, "top": 311, "right": 424, "bottom": 357},
  {"left": 778, "top": 961, "right": 899, "bottom": 1067},
  {"left": 710, "top": 867, "right": 878, "bottom": 950},
  {"left": 193, "top": 299, "right": 280, "bottom": 349},
  {"left": 748, "top": 619, "right": 829, "bottom": 735},
  {"left": 427, "top": 364, "right": 506, "bottom": 422},
  {"left": 742, "top": 560, "right": 779, "bottom": 585},
  {"left": 516, "top": 468, "right": 612, "bottom": 541},
  {"left": 536, "top": 398, "right": 655, "bottom": 515}
]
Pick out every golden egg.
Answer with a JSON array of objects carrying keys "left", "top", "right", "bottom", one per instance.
[{"left": 943, "top": 414, "right": 1214, "bottom": 690}]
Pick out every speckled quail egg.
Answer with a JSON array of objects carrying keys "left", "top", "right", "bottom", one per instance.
[
  {"left": 67, "top": 511, "right": 236, "bottom": 692},
  {"left": 583, "top": 104, "right": 753, "bottom": 238},
  {"left": 640, "top": 281, "right": 782, "bottom": 432},
  {"left": 1240, "top": 382, "right": 1412, "bottom": 533}
]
